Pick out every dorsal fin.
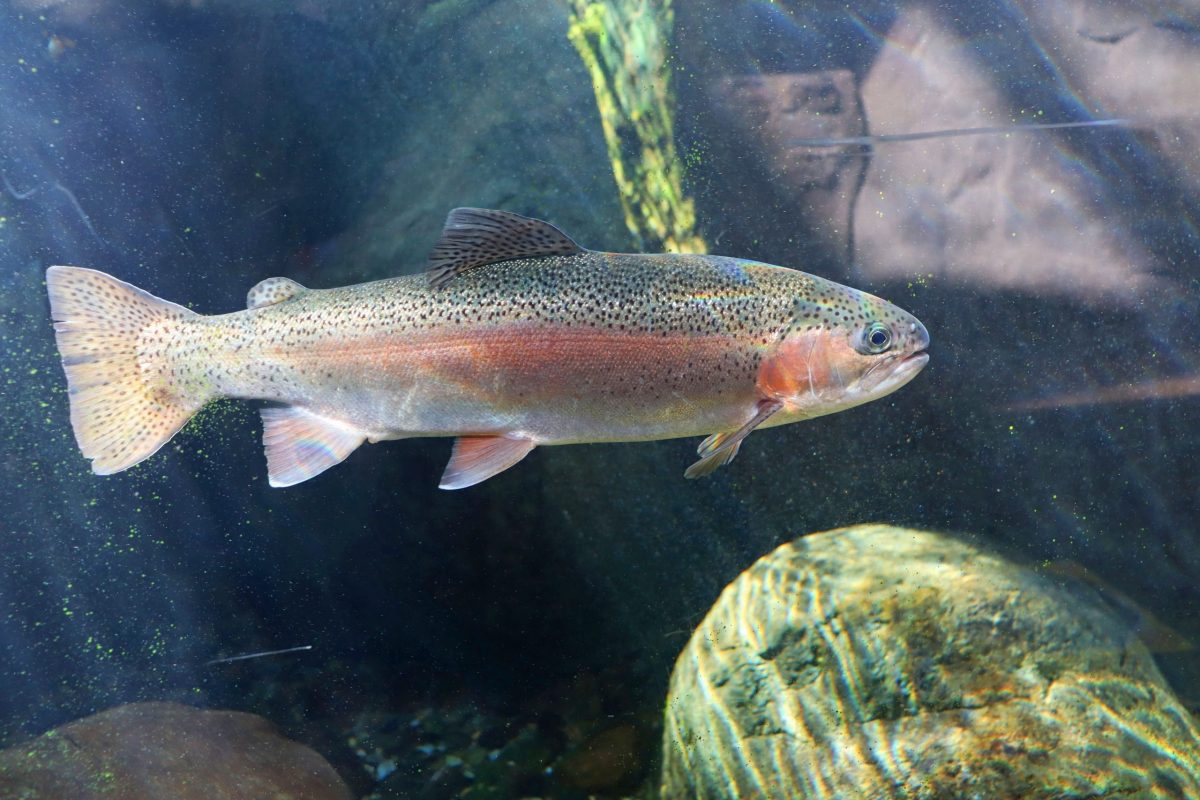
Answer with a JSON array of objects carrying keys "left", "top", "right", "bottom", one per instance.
[
  {"left": 426, "top": 208, "right": 585, "bottom": 289},
  {"left": 247, "top": 277, "right": 307, "bottom": 309}
]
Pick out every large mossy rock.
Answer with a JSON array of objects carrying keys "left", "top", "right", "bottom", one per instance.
[
  {"left": 662, "top": 524, "right": 1200, "bottom": 799},
  {"left": 329, "top": 0, "right": 628, "bottom": 282},
  {"left": 0, "top": 702, "right": 351, "bottom": 800}
]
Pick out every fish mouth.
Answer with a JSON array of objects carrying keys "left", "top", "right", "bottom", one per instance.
[
  {"left": 860, "top": 349, "right": 928, "bottom": 396},
  {"left": 895, "top": 350, "right": 930, "bottom": 379}
]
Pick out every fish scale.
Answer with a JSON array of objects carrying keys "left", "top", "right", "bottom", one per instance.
[{"left": 46, "top": 207, "right": 929, "bottom": 489}]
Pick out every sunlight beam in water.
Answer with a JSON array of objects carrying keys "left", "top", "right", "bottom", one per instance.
[
  {"left": 1005, "top": 376, "right": 1200, "bottom": 412},
  {"left": 203, "top": 644, "right": 313, "bottom": 666},
  {"left": 790, "top": 118, "right": 1130, "bottom": 148}
]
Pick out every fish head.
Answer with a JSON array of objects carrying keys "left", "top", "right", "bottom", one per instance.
[{"left": 758, "top": 280, "right": 929, "bottom": 416}]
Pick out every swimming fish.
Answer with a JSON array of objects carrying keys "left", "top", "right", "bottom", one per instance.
[{"left": 45, "top": 208, "right": 929, "bottom": 489}]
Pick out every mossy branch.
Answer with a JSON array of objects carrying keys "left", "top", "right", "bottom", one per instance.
[{"left": 568, "top": 0, "right": 706, "bottom": 254}]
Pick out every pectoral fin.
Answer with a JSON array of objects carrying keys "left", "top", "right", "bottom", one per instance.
[
  {"left": 684, "top": 439, "right": 744, "bottom": 479},
  {"left": 261, "top": 406, "right": 366, "bottom": 487},
  {"left": 685, "top": 399, "right": 783, "bottom": 479},
  {"left": 439, "top": 434, "right": 537, "bottom": 490}
]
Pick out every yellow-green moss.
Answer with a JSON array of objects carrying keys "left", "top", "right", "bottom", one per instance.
[{"left": 567, "top": 0, "right": 706, "bottom": 254}]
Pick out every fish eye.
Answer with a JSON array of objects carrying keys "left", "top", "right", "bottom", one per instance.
[{"left": 857, "top": 323, "right": 892, "bottom": 354}]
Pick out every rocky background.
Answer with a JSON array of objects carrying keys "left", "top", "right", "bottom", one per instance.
[{"left": 1, "top": 0, "right": 1197, "bottom": 796}]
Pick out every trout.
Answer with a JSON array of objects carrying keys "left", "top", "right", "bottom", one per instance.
[{"left": 46, "top": 208, "right": 929, "bottom": 489}]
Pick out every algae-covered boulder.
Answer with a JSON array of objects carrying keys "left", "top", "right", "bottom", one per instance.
[
  {"left": 662, "top": 524, "right": 1200, "bottom": 799},
  {"left": 0, "top": 702, "right": 351, "bottom": 800}
]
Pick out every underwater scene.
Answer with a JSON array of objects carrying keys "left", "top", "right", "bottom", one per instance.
[{"left": 2, "top": 0, "right": 1200, "bottom": 797}]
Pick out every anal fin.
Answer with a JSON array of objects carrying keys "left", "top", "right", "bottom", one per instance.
[
  {"left": 439, "top": 434, "right": 537, "bottom": 490},
  {"left": 261, "top": 406, "right": 366, "bottom": 487}
]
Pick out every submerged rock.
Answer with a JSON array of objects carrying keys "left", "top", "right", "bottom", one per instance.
[
  {"left": 0, "top": 702, "right": 351, "bottom": 800},
  {"left": 329, "top": 0, "right": 628, "bottom": 282},
  {"left": 851, "top": 2, "right": 1177, "bottom": 306},
  {"left": 661, "top": 524, "right": 1200, "bottom": 799},
  {"left": 704, "top": 70, "right": 866, "bottom": 267}
]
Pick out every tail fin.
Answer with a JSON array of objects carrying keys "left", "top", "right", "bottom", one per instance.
[{"left": 46, "top": 266, "right": 204, "bottom": 475}]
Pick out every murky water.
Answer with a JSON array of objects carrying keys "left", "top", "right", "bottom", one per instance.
[{"left": 2, "top": 1, "right": 1198, "bottom": 797}]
